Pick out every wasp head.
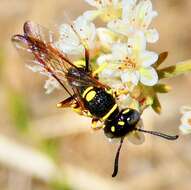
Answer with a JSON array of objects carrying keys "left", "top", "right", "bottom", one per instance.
[{"left": 104, "top": 109, "right": 140, "bottom": 139}]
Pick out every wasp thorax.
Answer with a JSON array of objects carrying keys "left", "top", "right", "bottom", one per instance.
[{"left": 104, "top": 109, "right": 140, "bottom": 138}]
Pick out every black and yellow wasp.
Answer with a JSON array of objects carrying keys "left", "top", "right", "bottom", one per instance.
[{"left": 12, "top": 21, "right": 179, "bottom": 177}]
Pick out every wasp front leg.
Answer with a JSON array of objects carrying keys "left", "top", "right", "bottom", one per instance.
[{"left": 91, "top": 118, "right": 105, "bottom": 130}]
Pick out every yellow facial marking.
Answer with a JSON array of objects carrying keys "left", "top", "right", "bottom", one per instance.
[
  {"left": 118, "top": 121, "right": 125, "bottom": 126},
  {"left": 86, "top": 91, "right": 96, "bottom": 102},
  {"left": 101, "top": 104, "right": 118, "bottom": 121},
  {"left": 82, "top": 87, "right": 94, "bottom": 98},
  {"left": 123, "top": 109, "right": 130, "bottom": 114},
  {"left": 111, "top": 126, "right": 115, "bottom": 132}
]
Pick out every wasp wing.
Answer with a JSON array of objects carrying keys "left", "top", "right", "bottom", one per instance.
[
  {"left": 12, "top": 21, "right": 109, "bottom": 109},
  {"left": 12, "top": 21, "right": 108, "bottom": 88}
]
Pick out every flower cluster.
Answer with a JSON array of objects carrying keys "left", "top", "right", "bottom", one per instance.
[
  {"left": 27, "top": 0, "right": 191, "bottom": 135},
  {"left": 54, "top": 0, "right": 160, "bottom": 112}
]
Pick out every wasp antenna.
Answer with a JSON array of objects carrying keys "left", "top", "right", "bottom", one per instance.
[
  {"left": 136, "top": 128, "right": 179, "bottom": 141},
  {"left": 112, "top": 137, "right": 124, "bottom": 177}
]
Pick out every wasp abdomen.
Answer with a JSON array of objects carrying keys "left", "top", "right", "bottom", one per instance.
[{"left": 82, "top": 87, "right": 117, "bottom": 118}]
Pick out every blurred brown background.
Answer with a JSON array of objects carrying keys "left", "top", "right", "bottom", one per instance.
[{"left": 0, "top": 0, "right": 191, "bottom": 190}]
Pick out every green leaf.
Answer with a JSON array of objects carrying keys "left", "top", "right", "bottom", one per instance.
[
  {"left": 151, "top": 94, "right": 161, "bottom": 114},
  {"left": 158, "top": 59, "right": 191, "bottom": 79},
  {"left": 153, "top": 83, "right": 171, "bottom": 93},
  {"left": 153, "top": 51, "right": 168, "bottom": 68}
]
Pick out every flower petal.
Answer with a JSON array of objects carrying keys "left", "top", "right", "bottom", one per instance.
[
  {"left": 84, "top": 0, "right": 102, "bottom": 8},
  {"left": 117, "top": 94, "right": 140, "bottom": 110},
  {"left": 181, "top": 112, "right": 191, "bottom": 126},
  {"left": 107, "top": 19, "right": 134, "bottom": 36},
  {"left": 73, "top": 16, "right": 96, "bottom": 48},
  {"left": 55, "top": 24, "right": 83, "bottom": 55},
  {"left": 111, "top": 43, "right": 131, "bottom": 61},
  {"left": 44, "top": 78, "right": 60, "bottom": 94},
  {"left": 128, "top": 31, "right": 146, "bottom": 51},
  {"left": 179, "top": 124, "right": 191, "bottom": 135},
  {"left": 55, "top": 40, "right": 83, "bottom": 55},
  {"left": 139, "top": 66, "right": 158, "bottom": 86},
  {"left": 139, "top": 51, "right": 158, "bottom": 67},
  {"left": 122, "top": 0, "right": 137, "bottom": 21},
  {"left": 83, "top": 10, "right": 102, "bottom": 21},
  {"left": 134, "top": 0, "right": 158, "bottom": 29},
  {"left": 59, "top": 24, "right": 80, "bottom": 46},
  {"left": 180, "top": 106, "right": 191, "bottom": 114},
  {"left": 120, "top": 70, "right": 140, "bottom": 85},
  {"left": 97, "top": 28, "right": 116, "bottom": 48},
  {"left": 97, "top": 54, "right": 113, "bottom": 64},
  {"left": 145, "top": 28, "right": 159, "bottom": 43},
  {"left": 127, "top": 131, "right": 145, "bottom": 145}
]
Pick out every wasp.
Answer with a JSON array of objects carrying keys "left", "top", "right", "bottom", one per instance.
[{"left": 12, "top": 21, "right": 179, "bottom": 177}]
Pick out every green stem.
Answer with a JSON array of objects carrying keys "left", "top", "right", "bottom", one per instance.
[{"left": 158, "top": 60, "right": 191, "bottom": 79}]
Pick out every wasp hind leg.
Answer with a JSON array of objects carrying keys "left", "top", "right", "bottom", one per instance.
[
  {"left": 57, "top": 96, "right": 88, "bottom": 116},
  {"left": 57, "top": 96, "right": 76, "bottom": 108}
]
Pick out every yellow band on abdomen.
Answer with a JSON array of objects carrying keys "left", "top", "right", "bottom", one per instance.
[
  {"left": 82, "top": 87, "right": 94, "bottom": 98},
  {"left": 101, "top": 104, "right": 118, "bottom": 121}
]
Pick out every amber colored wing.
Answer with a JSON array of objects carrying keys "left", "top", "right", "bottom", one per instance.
[
  {"left": 12, "top": 21, "right": 108, "bottom": 88},
  {"left": 12, "top": 21, "right": 109, "bottom": 110}
]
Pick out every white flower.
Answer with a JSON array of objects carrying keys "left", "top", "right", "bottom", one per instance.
[
  {"left": 117, "top": 94, "right": 140, "bottom": 111},
  {"left": 179, "top": 106, "right": 191, "bottom": 135},
  {"left": 127, "top": 119, "right": 145, "bottom": 145},
  {"left": 98, "top": 32, "right": 158, "bottom": 87},
  {"left": 55, "top": 15, "right": 96, "bottom": 55},
  {"left": 26, "top": 64, "right": 60, "bottom": 94},
  {"left": 84, "top": 0, "right": 121, "bottom": 22},
  {"left": 44, "top": 78, "right": 61, "bottom": 94},
  {"left": 97, "top": 27, "right": 117, "bottom": 49},
  {"left": 107, "top": 0, "right": 159, "bottom": 43}
]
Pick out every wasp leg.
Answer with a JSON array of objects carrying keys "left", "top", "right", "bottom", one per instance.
[
  {"left": 85, "top": 48, "right": 90, "bottom": 72},
  {"left": 92, "top": 62, "right": 108, "bottom": 77},
  {"left": 91, "top": 118, "right": 105, "bottom": 130},
  {"left": 58, "top": 97, "right": 86, "bottom": 116},
  {"left": 113, "top": 89, "right": 129, "bottom": 97},
  {"left": 57, "top": 96, "right": 76, "bottom": 108}
]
